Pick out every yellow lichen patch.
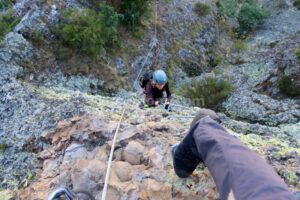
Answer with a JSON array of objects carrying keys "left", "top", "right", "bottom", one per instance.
[
  {"left": 26, "top": 84, "right": 71, "bottom": 101},
  {"left": 238, "top": 134, "right": 269, "bottom": 156},
  {"left": 239, "top": 134, "right": 300, "bottom": 159},
  {"left": 0, "top": 190, "right": 14, "bottom": 200}
]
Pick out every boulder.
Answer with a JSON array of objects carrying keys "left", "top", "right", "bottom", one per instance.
[
  {"left": 71, "top": 160, "right": 106, "bottom": 192},
  {"left": 113, "top": 161, "right": 133, "bottom": 182},
  {"left": 122, "top": 141, "right": 145, "bottom": 165}
]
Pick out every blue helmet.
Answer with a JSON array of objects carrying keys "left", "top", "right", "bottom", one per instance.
[{"left": 153, "top": 70, "right": 167, "bottom": 85}]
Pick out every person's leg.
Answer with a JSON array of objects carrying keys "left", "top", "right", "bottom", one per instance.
[
  {"left": 172, "top": 109, "right": 219, "bottom": 178},
  {"left": 172, "top": 109, "right": 296, "bottom": 200},
  {"left": 171, "top": 128, "right": 202, "bottom": 178}
]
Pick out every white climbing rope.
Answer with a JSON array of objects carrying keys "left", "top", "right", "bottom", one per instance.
[{"left": 101, "top": 108, "right": 126, "bottom": 200}]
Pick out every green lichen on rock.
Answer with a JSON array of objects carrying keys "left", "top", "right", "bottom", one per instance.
[
  {"left": 239, "top": 134, "right": 300, "bottom": 159},
  {"left": 294, "top": 46, "right": 300, "bottom": 63},
  {"left": 283, "top": 171, "right": 298, "bottom": 185},
  {"left": 27, "top": 85, "right": 72, "bottom": 101},
  {"left": 0, "top": 190, "right": 14, "bottom": 200},
  {"left": 0, "top": 144, "right": 6, "bottom": 154}
]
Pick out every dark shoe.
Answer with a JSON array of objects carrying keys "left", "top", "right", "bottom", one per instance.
[{"left": 171, "top": 127, "right": 203, "bottom": 178}]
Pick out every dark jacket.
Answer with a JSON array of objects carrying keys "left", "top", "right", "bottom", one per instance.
[
  {"left": 191, "top": 116, "right": 296, "bottom": 200},
  {"left": 144, "top": 80, "right": 171, "bottom": 106}
]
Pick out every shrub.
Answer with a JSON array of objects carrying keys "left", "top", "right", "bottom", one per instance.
[
  {"left": 237, "top": 2, "right": 268, "bottom": 35},
  {"left": 0, "top": 0, "right": 12, "bottom": 10},
  {"left": 194, "top": 2, "right": 211, "bottom": 16},
  {"left": 119, "top": 0, "right": 150, "bottom": 29},
  {"left": 294, "top": 0, "right": 300, "bottom": 10},
  {"left": 59, "top": 3, "right": 120, "bottom": 57},
  {"left": 210, "top": 54, "right": 223, "bottom": 67},
  {"left": 216, "top": 0, "right": 238, "bottom": 18},
  {"left": 0, "top": 144, "right": 6, "bottom": 154},
  {"left": 278, "top": 76, "right": 300, "bottom": 97},
  {"left": 234, "top": 39, "right": 247, "bottom": 52},
  {"left": 0, "top": 9, "right": 20, "bottom": 42},
  {"left": 180, "top": 76, "right": 233, "bottom": 108},
  {"left": 294, "top": 47, "right": 300, "bottom": 63}
]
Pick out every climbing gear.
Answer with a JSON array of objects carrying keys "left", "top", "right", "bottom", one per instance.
[
  {"left": 48, "top": 187, "right": 78, "bottom": 200},
  {"left": 164, "top": 103, "right": 170, "bottom": 110},
  {"left": 153, "top": 69, "right": 167, "bottom": 85},
  {"left": 48, "top": 187, "right": 95, "bottom": 200}
]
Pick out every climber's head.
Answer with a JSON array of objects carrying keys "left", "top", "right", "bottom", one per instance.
[
  {"left": 190, "top": 109, "right": 220, "bottom": 128},
  {"left": 152, "top": 70, "right": 167, "bottom": 90}
]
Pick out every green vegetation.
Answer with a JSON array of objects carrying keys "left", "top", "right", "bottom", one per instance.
[
  {"left": 294, "top": 0, "right": 300, "bottom": 10},
  {"left": 278, "top": 75, "right": 300, "bottom": 97},
  {"left": 216, "top": 0, "right": 238, "bottom": 18},
  {"left": 180, "top": 76, "right": 233, "bottom": 108},
  {"left": 0, "top": 9, "right": 20, "bottom": 42},
  {"left": 210, "top": 54, "right": 223, "bottom": 67},
  {"left": 237, "top": 2, "right": 268, "bottom": 35},
  {"left": 283, "top": 171, "right": 298, "bottom": 185},
  {"left": 0, "top": 144, "right": 6, "bottom": 154},
  {"left": 119, "top": 0, "right": 150, "bottom": 29},
  {"left": 53, "top": 1, "right": 151, "bottom": 57},
  {"left": 59, "top": 3, "right": 120, "bottom": 57},
  {"left": 0, "top": 190, "right": 14, "bottom": 200},
  {"left": 20, "top": 60, "right": 35, "bottom": 72},
  {"left": 216, "top": 0, "right": 268, "bottom": 36},
  {"left": 234, "top": 39, "right": 247, "bottom": 52},
  {"left": 194, "top": 2, "right": 211, "bottom": 16},
  {"left": 269, "top": 41, "right": 278, "bottom": 48},
  {"left": 28, "top": 30, "right": 45, "bottom": 46},
  {"left": 294, "top": 46, "right": 300, "bottom": 63},
  {"left": 0, "top": 0, "right": 12, "bottom": 10}
]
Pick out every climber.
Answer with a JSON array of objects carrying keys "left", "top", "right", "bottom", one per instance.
[
  {"left": 171, "top": 109, "right": 296, "bottom": 200},
  {"left": 139, "top": 69, "right": 171, "bottom": 110}
]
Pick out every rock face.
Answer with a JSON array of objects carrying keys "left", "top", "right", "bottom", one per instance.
[
  {"left": 219, "top": 0, "right": 300, "bottom": 125},
  {"left": 17, "top": 109, "right": 300, "bottom": 200},
  {"left": 16, "top": 112, "right": 218, "bottom": 200}
]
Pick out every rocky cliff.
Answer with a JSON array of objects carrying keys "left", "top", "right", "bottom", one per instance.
[{"left": 0, "top": 0, "right": 300, "bottom": 199}]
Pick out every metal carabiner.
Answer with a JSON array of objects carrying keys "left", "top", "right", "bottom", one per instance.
[{"left": 48, "top": 187, "right": 79, "bottom": 200}]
